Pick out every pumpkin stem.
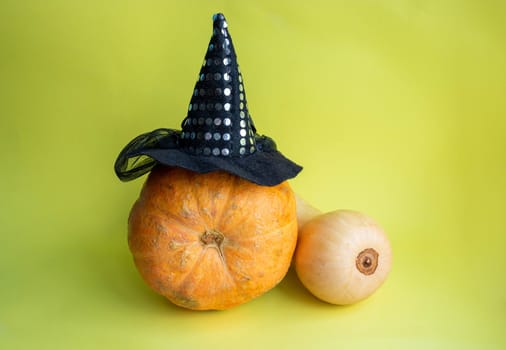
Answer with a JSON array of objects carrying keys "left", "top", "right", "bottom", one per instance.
[{"left": 200, "top": 229, "right": 225, "bottom": 246}]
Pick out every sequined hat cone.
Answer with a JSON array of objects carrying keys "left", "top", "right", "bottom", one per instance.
[{"left": 114, "top": 13, "right": 302, "bottom": 186}]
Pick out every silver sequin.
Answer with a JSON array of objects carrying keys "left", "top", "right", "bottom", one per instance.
[
  {"left": 223, "top": 118, "right": 231, "bottom": 126},
  {"left": 223, "top": 133, "right": 231, "bottom": 141},
  {"left": 213, "top": 132, "right": 221, "bottom": 140},
  {"left": 204, "top": 147, "right": 211, "bottom": 155},
  {"left": 223, "top": 58, "right": 230, "bottom": 65},
  {"left": 239, "top": 74, "right": 243, "bottom": 82},
  {"left": 188, "top": 104, "right": 192, "bottom": 111},
  {"left": 214, "top": 118, "right": 222, "bottom": 126},
  {"left": 239, "top": 93, "right": 244, "bottom": 100},
  {"left": 240, "top": 120, "right": 246, "bottom": 128},
  {"left": 223, "top": 73, "right": 230, "bottom": 81},
  {"left": 250, "top": 146, "right": 255, "bottom": 153},
  {"left": 239, "top": 102, "right": 244, "bottom": 110},
  {"left": 199, "top": 73, "right": 205, "bottom": 81},
  {"left": 223, "top": 88, "right": 231, "bottom": 96},
  {"left": 239, "top": 84, "right": 244, "bottom": 92},
  {"left": 239, "top": 147, "right": 246, "bottom": 155},
  {"left": 204, "top": 132, "right": 212, "bottom": 140},
  {"left": 214, "top": 72, "right": 221, "bottom": 80},
  {"left": 212, "top": 147, "right": 220, "bottom": 156},
  {"left": 221, "top": 148, "right": 230, "bottom": 156},
  {"left": 240, "top": 129, "right": 247, "bottom": 137},
  {"left": 208, "top": 43, "right": 214, "bottom": 51},
  {"left": 240, "top": 111, "right": 245, "bottom": 118},
  {"left": 240, "top": 138, "right": 246, "bottom": 146},
  {"left": 224, "top": 103, "right": 231, "bottom": 111}
]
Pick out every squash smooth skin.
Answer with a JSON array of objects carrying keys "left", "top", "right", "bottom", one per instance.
[{"left": 294, "top": 209, "right": 392, "bottom": 305}]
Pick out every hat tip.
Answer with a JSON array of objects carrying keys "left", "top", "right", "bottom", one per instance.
[{"left": 212, "top": 13, "right": 228, "bottom": 27}]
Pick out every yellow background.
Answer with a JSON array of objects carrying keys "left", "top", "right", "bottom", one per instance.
[{"left": 1, "top": 0, "right": 505, "bottom": 349}]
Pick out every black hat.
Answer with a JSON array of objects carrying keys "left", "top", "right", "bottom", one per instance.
[{"left": 114, "top": 13, "right": 302, "bottom": 186}]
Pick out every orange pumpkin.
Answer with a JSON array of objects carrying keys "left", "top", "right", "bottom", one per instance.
[{"left": 128, "top": 166, "right": 297, "bottom": 310}]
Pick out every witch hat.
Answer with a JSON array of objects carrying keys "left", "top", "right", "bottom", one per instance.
[{"left": 114, "top": 13, "right": 302, "bottom": 186}]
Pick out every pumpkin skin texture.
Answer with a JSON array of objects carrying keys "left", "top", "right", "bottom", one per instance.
[{"left": 128, "top": 166, "right": 298, "bottom": 310}]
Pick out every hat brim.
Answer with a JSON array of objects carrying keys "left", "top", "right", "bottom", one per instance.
[{"left": 114, "top": 128, "right": 302, "bottom": 186}]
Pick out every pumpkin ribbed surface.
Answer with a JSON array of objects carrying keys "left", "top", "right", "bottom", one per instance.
[{"left": 128, "top": 166, "right": 297, "bottom": 310}]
